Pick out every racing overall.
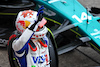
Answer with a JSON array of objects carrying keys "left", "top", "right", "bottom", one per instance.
[
  {"left": 12, "top": 28, "right": 50, "bottom": 67},
  {"left": 10, "top": 9, "right": 50, "bottom": 67}
]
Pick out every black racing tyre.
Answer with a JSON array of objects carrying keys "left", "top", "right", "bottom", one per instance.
[
  {"left": 7, "top": 31, "right": 58, "bottom": 67},
  {"left": 48, "top": 37, "right": 58, "bottom": 67}
]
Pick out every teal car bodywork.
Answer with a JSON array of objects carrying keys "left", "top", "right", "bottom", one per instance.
[{"left": 32, "top": 0, "right": 100, "bottom": 52}]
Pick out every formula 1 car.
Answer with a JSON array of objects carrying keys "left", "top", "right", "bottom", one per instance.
[
  {"left": 1, "top": 0, "right": 100, "bottom": 66},
  {"left": 32, "top": 0, "right": 100, "bottom": 55}
]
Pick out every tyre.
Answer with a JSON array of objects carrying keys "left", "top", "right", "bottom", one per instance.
[
  {"left": 48, "top": 37, "right": 58, "bottom": 67},
  {"left": 7, "top": 31, "right": 58, "bottom": 67}
]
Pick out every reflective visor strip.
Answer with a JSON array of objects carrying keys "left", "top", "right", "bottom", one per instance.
[
  {"left": 0, "top": 12, "right": 17, "bottom": 15},
  {"left": 45, "top": 17, "right": 100, "bottom": 52}
]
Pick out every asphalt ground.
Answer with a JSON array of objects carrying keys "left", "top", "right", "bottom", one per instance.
[
  {"left": 58, "top": 46, "right": 100, "bottom": 67},
  {"left": 0, "top": 0, "right": 100, "bottom": 67}
]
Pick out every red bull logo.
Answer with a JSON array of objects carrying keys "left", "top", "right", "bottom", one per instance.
[
  {"left": 16, "top": 20, "right": 26, "bottom": 33},
  {"left": 16, "top": 20, "right": 31, "bottom": 33},
  {"left": 17, "top": 20, "right": 25, "bottom": 27},
  {"left": 16, "top": 24, "right": 24, "bottom": 33}
]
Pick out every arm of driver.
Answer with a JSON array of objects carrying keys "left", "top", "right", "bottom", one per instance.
[{"left": 12, "top": 28, "right": 34, "bottom": 51}]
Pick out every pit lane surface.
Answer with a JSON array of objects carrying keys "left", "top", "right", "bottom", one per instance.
[
  {"left": 0, "top": 0, "right": 100, "bottom": 67},
  {"left": 0, "top": 46, "right": 100, "bottom": 67}
]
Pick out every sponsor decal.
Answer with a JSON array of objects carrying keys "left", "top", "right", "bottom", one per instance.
[
  {"left": 16, "top": 24, "right": 24, "bottom": 33},
  {"left": 31, "top": 65, "right": 36, "bottom": 67},
  {"left": 32, "top": 54, "right": 49, "bottom": 64},
  {"left": 16, "top": 20, "right": 26, "bottom": 33},
  {"left": 48, "top": 0, "right": 60, "bottom": 3},
  {"left": 90, "top": 29, "right": 100, "bottom": 39},
  {"left": 72, "top": 12, "right": 92, "bottom": 23},
  {"left": 17, "top": 21, "right": 25, "bottom": 28},
  {"left": 16, "top": 20, "right": 31, "bottom": 33}
]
